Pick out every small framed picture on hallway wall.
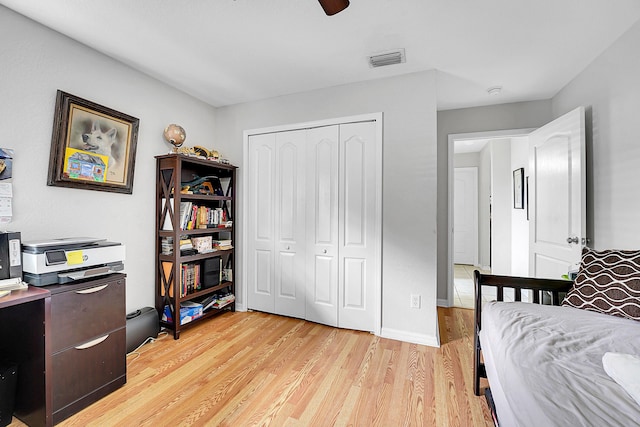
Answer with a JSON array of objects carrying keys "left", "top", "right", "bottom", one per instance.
[{"left": 513, "top": 167, "right": 524, "bottom": 209}]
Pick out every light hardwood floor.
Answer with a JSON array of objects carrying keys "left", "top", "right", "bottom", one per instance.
[{"left": 13, "top": 308, "right": 492, "bottom": 426}]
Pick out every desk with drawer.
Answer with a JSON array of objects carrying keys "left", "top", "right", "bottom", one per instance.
[{"left": 47, "top": 273, "right": 126, "bottom": 424}]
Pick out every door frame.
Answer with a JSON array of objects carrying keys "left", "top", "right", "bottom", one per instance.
[
  {"left": 242, "top": 112, "right": 383, "bottom": 335},
  {"left": 444, "top": 128, "right": 534, "bottom": 307}
]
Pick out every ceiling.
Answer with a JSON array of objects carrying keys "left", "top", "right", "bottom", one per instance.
[{"left": 2, "top": 0, "right": 640, "bottom": 110}]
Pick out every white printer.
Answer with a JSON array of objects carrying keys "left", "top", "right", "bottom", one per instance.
[{"left": 22, "top": 237, "right": 125, "bottom": 286}]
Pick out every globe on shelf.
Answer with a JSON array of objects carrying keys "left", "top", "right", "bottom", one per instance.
[{"left": 163, "top": 124, "right": 186, "bottom": 152}]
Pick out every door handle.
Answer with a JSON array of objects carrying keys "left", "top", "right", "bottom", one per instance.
[
  {"left": 75, "top": 284, "right": 109, "bottom": 294},
  {"left": 566, "top": 236, "right": 579, "bottom": 244},
  {"left": 75, "top": 334, "right": 109, "bottom": 349}
]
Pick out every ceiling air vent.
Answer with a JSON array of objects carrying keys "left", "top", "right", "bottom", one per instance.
[{"left": 368, "top": 49, "right": 406, "bottom": 68}]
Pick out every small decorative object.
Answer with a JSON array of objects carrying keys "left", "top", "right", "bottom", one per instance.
[
  {"left": 47, "top": 90, "right": 139, "bottom": 194},
  {"left": 176, "top": 146, "right": 195, "bottom": 156},
  {"left": 163, "top": 124, "right": 186, "bottom": 152},
  {"left": 193, "top": 146, "right": 222, "bottom": 161},
  {"left": 513, "top": 167, "right": 524, "bottom": 209}
]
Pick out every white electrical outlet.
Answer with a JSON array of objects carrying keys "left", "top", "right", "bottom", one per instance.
[{"left": 410, "top": 294, "right": 421, "bottom": 308}]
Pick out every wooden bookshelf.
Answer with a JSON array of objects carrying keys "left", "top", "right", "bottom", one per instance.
[{"left": 155, "top": 154, "right": 236, "bottom": 339}]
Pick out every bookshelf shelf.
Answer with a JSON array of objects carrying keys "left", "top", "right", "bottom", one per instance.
[{"left": 155, "top": 154, "right": 237, "bottom": 339}]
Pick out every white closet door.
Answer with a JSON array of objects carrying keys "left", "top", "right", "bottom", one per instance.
[
  {"left": 274, "top": 130, "right": 307, "bottom": 318},
  {"left": 338, "top": 121, "right": 377, "bottom": 332},
  {"left": 305, "top": 126, "right": 340, "bottom": 327},
  {"left": 247, "top": 133, "right": 276, "bottom": 313}
]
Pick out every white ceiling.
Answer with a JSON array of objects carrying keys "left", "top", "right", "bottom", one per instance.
[{"left": 2, "top": 0, "right": 639, "bottom": 110}]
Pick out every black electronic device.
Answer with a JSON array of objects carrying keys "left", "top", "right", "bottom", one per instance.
[
  {"left": 202, "top": 257, "right": 221, "bottom": 289},
  {"left": 0, "top": 232, "right": 21, "bottom": 280},
  {"left": 125, "top": 307, "right": 160, "bottom": 354}
]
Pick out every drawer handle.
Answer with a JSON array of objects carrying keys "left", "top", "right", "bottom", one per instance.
[
  {"left": 75, "top": 284, "right": 109, "bottom": 294},
  {"left": 75, "top": 334, "right": 109, "bottom": 350}
]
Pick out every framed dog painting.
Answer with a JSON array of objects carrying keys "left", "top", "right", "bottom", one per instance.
[{"left": 47, "top": 90, "right": 139, "bottom": 194}]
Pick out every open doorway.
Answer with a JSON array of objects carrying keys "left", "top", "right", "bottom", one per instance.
[{"left": 447, "top": 129, "right": 534, "bottom": 308}]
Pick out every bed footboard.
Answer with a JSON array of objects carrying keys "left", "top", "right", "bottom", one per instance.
[{"left": 473, "top": 271, "right": 572, "bottom": 396}]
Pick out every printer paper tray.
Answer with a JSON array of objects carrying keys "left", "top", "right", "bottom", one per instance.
[{"left": 24, "top": 261, "right": 124, "bottom": 286}]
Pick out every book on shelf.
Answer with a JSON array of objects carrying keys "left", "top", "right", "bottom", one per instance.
[
  {"left": 200, "top": 292, "right": 235, "bottom": 312},
  {"left": 180, "top": 263, "right": 202, "bottom": 296},
  {"left": 179, "top": 201, "right": 192, "bottom": 230},
  {"left": 180, "top": 203, "right": 228, "bottom": 230},
  {"left": 213, "top": 239, "right": 233, "bottom": 251},
  {"left": 161, "top": 237, "right": 174, "bottom": 255}
]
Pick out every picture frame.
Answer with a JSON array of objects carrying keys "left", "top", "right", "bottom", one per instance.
[
  {"left": 47, "top": 90, "right": 139, "bottom": 194},
  {"left": 526, "top": 175, "right": 530, "bottom": 220},
  {"left": 513, "top": 167, "right": 524, "bottom": 209}
]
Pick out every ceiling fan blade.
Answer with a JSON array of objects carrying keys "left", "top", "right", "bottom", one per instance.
[{"left": 318, "top": 0, "right": 350, "bottom": 16}]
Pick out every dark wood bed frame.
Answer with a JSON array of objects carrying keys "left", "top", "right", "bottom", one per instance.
[{"left": 473, "top": 270, "right": 573, "bottom": 401}]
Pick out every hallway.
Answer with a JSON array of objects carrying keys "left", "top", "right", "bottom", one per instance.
[{"left": 453, "top": 264, "right": 493, "bottom": 309}]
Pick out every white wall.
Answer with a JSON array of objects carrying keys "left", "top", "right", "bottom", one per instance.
[
  {"left": 489, "top": 139, "right": 511, "bottom": 275},
  {"left": 510, "top": 137, "right": 529, "bottom": 276},
  {"left": 454, "top": 152, "right": 480, "bottom": 168},
  {"left": 552, "top": 19, "right": 640, "bottom": 251},
  {"left": 0, "top": 6, "right": 221, "bottom": 312},
  {"left": 215, "top": 71, "right": 440, "bottom": 346}
]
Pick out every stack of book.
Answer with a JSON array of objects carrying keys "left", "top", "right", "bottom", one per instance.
[
  {"left": 179, "top": 237, "right": 197, "bottom": 256},
  {"left": 161, "top": 237, "right": 174, "bottom": 255},
  {"left": 180, "top": 263, "right": 201, "bottom": 296},
  {"left": 213, "top": 239, "right": 233, "bottom": 250},
  {"left": 200, "top": 292, "right": 235, "bottom": 311}
]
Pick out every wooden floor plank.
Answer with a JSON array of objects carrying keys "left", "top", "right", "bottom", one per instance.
[{"left": 10, "top": 308, "right": 492, "bottom": 427}]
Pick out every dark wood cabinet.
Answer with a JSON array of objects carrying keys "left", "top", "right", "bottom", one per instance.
[
  {"left": 155, "top": 154, "right": 236, "bottom": 339},
  {"left": 47, "top": 274, "right": 126, "bottom": 424}
]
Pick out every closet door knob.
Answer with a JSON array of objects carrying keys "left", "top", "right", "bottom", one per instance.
[{"left": 323, "top": 249, "right": 327, "bottom": 254}]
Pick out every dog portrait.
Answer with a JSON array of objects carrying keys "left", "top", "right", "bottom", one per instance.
[
  {"left": 48, "top": 90, "right": 139, "bottom": 194},
  {"left": 67, "top": 111, "right": 128, "bottom": 183}
]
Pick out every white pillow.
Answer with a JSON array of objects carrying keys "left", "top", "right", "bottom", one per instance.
[{"left": 602, "top": 352, "right": 640, "bottom": 406}]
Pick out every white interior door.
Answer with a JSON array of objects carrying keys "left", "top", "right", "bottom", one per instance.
[
  {"left": 453, "top": 167, "right": 478, "bottom": 265},
  {"left": 247, "top": 133, "right": 276, "bottom": 312},
  {"left": 274, "top": 130, "right": 307, "bottom": 318},
  {"left": 305, "top": 126, "right": 339, "bottom": 327},
  {"left": 529, "top": 106, "right": 586, "bottom": 279},
  {"left": 338, "top": 122, "right": 377, "bottom": 332}
]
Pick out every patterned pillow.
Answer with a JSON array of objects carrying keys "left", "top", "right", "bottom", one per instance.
[{"left": 562, "top": 248, "right": 640, "bottom": 321}]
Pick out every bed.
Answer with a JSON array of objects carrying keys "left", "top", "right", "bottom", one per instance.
[{"left": 473, "top": 249, "right": 640, "bottom": 427}]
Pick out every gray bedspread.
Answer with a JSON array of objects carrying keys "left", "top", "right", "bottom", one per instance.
[{"left": 479, "top": 302, "right": 640, "bottom": 427}]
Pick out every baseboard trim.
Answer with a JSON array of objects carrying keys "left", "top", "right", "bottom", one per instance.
[
  {"left": 437, "top": 298, "right": 451, "bottom": 307},
  {"left": 380, "top": 327, "right": 440, "bottom": 348}
]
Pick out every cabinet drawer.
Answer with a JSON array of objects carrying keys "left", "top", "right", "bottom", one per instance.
[
  {"left": 52, "top": 327, "right": 126, "bottom": 412},
  {"left": 51, "top": 277, "right": 125, "bottom": 353}
]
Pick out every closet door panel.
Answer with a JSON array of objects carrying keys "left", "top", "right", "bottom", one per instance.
[
  {"left": 306, "top": 126, "right": 339, "bottom": 327},
  {"left": 274, "top": 130, "right": 306, "bottom": 318},
  {"left": 247, "top": 134, "right": 276, "bottom": 313},
  {"left": 339, "top": 122, "right": 377, "bottom": 331},
  {"left": 343, "top": 257, "right": 365, "bottom": 308}
]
